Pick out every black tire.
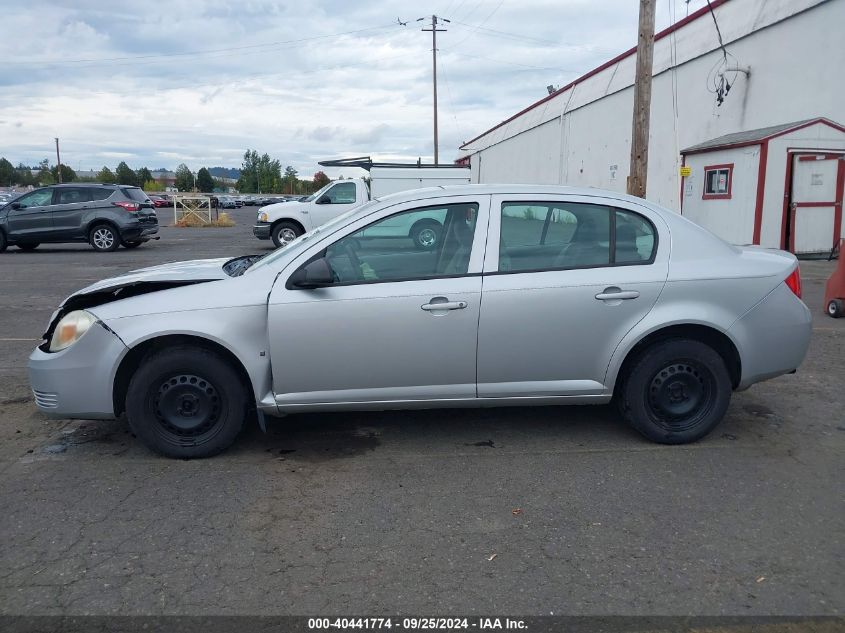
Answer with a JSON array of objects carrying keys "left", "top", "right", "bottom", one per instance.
[
  {"left": 618, "top": 338, "right": 731, "bottom": 444},
  {"left": 0, "top": 231, "right": 7, "bottom": 253},
  {"left": 125, "top": 346, "right": 248, "bottom": 458},
  {"left": 122, "top": 240, "right": 143, "bottom": 249},
  {"left": 827, "top": 299, "right": 844, "bottom": 318},
  {"left": 17, "top": 242, "right": 39, "bottom": 251},
  {"left": 271, "top": 221, "right": 302, "bottom": 248},
  {"left": 410, "top": 220, "right": 442, "bottom": 250},
  {"left": 89, "top": 223, "right": 120, "bottom": 252}
]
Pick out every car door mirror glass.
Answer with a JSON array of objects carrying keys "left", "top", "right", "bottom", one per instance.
[
  {"left": 10, "top": 202, "right": 21, "bottom": 210},
  {"left": 291, "top": 257, "right": 334, "bottom": 288}
]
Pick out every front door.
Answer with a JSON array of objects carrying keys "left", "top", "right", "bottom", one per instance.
[
  {"left": 789, "top": 154, "right": 844, "bottom": 255},
  {"left": 477, "top": 195, "right": 668, "bottom": 398},
  {"left": 6, "top": 189, "right": 55, "bottom": 241},
  {"left": 308, "top": 181, "right": 360, "bottom": 228},
  {"left": 268, "top": 196, "right": 488, "bottom": 407}
]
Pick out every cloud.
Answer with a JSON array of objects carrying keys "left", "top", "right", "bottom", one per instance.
[{"left": 0, "top": 0, "right": 709, "bottom": 174}]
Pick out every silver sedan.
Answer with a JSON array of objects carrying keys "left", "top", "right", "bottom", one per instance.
[{"left": 29, "top": 185, "right": 812, "bottom": 458}]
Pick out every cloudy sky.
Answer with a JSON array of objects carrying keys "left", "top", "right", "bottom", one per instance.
[{"left": 1, "top": 0, "right": 708, "bottom": 179}]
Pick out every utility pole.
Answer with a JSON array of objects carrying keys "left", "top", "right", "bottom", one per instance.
[
  {"left": 54, "top": 137, "right": 62, "bottom": 184},
  {"left": 627, "top": 0, "right": 656, "bottom": 198},
  {"left": 418, "top": 15, "right": 449, "bottom": 165}
]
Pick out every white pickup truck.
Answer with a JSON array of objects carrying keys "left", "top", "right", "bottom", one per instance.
[{"left": 252, "top": 165, "right": 470, "bottom": 249}]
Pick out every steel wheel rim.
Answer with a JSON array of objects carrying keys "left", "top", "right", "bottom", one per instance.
[
  {"left": 151, "top": 373, "right": 224, "bottom": 446},
  {"left": 828, "top": 301, "right": 838, "bottom": 316},
  {"left": 277, "top": 227, "right": 297, "bottom": 246},
  {"left": 93, "top": 228, "right": 114, "bottom": 249},
  {"left": 646, "top": 360, "right": 714, "bottom": 432},
  {"left": 418, "top": 228, "right": 437, "bottom": 247}
]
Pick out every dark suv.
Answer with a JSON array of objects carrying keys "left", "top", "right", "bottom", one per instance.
[{"left": 0, "top": 184, "right": 159, "bottom": 252}]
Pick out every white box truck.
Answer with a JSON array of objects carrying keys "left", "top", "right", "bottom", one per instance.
[{"left": 252, "top": 158, "right": 470, "bottom": 248}]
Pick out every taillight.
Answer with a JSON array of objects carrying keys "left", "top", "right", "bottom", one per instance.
[
  {"left": 112, "top": 201, "right": 139, "bottom": 212},
  {"left": 785, "top": 268, "right": 802, "bottom": 298}
]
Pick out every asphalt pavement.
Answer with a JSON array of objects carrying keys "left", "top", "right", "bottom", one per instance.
[{"left": 0, "top": 204, "right": 842, "bottom": 617}]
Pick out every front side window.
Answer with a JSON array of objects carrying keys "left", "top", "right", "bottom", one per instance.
[
  {"left": 321, "top": 202, "right": 478, "bottom": 284},
  {"left": 15, "top": 189, "right": 54, "bottom": 208},
  {"left": 323, "top": 182, "right": 357, "bottom": 204},
  {"left": 703, "top": 164, "right": 732, "bottom": 198},
  {"left": 498, "top": 202, "right": 656, "bottom": 272}
]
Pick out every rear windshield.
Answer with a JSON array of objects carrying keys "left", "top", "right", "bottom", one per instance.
[{"left": 121, "top": 187, "right": 150, "bottom": 202}]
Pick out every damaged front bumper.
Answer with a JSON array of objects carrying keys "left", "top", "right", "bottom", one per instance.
[{"left": 28, "top": 321, "right": 127, "bottom": 420}]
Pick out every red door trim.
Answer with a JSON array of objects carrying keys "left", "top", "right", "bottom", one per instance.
[
  {"left": 781, "top": 152, "right": 845, "bottom": 252},
  {"left": 752, "top": 141, "right": 768, "bottom": 245},
  {"left": 780, "top": 147, "right": 845, "bottom": 252}
]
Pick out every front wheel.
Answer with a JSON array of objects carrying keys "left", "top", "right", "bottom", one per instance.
[
  {"left": 89, "top": 224, "right": 120, "bottom": 252},
  {"left": 827, "top": 299, "right": 844, "bottom": 318},
  {"left": 618, "top": 338, "right": 731, "bottom": 444},
  {"left": 126, "top": 346, "right": 248, "bottom": 458},
  {"left": 271, "top": 221, "right": 302, "bottom": 248}
]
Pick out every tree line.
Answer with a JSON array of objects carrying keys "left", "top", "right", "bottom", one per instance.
[{"left": 0, "top": 152, "right": 334, "bottom": 195}]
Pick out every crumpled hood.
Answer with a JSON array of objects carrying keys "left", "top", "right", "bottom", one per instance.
[
  {"left": 73, "top": 258, "right": 231, "bottom": 296},
  {"left": 42, "top": 258, "right": 232, "bottom": 342}
]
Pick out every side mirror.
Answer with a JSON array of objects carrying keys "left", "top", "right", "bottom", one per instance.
[
  {"left": 290, "top": 257, "right": 334, "bottom": 289},
  {"left": 316, "top": 195, "right": 331, "bottom": 205},
  {"left": 10, "top": 202, "right": 21, "bottom": 210}
]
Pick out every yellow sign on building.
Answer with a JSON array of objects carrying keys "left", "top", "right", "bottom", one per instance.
[{"left": 680, "top": 166, "right": 692, "bottom": 177}]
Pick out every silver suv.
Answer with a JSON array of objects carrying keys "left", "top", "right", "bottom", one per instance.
[{"left": 0, "top": 184, "right": 159, "bottom": 252}]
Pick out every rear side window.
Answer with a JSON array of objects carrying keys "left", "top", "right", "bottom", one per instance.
[
  {"left": 498, "top": 202, "right": 656, "bottom": 272},
  {"left": 56, "top": 188, "right": 91, "bottom": 204},
  {"left": 88, "top": 188, "right": 114, "bottom": 201},
  {"left": 121, "top": 187, "right": 150, "bottom": 202}
]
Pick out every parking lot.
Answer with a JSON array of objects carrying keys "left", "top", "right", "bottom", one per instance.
[{"left": 0, "top": 204, "right": 843, "bottom": 616}]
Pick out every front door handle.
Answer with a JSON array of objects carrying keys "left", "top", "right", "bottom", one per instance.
[
  {"left": 595, "top": 288, "right": 640, "bottom": 301},
  {"left": 421, "top": 298, "right": 468, "bottom": 311}
]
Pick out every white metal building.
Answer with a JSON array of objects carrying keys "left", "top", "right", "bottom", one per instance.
[{"left": 457, "top": 0, "right": 845, "bottom": 253}]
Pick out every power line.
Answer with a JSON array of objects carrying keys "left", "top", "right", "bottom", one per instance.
[{"left": 448, "top": 19, "right": 561, "bottom": 46}]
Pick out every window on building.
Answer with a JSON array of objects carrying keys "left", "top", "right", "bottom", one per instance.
[{"left": 703, "top": 164, "right": 733, "bottom": 199}]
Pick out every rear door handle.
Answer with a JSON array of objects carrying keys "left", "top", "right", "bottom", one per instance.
[
  {"left": 421, "top": 299, "right": 467, "bottom": 311},
  {"left": 595, "top": 289, "right": 640, "bottom": 301}
]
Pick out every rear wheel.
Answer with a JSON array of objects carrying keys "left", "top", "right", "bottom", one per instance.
[
  {"left": 17, "top": 243, "right": 39, "bottom": 251},
  {"left": 0, "top": 231, "right": 7, "bottom": 253},
  {"left": 618, "top": 338, "right": 731, "bottom": 444},
  {"left": 123, "top": 240, "right": 143, "bottom": 249},
  {"left": 89, "top": 224, "right": 120, "bottom": 252},
  {"left": 411, "top": 220, "right": 442, "bottom": 250},
  {"left": 126, "top": 346, "right": 248, "bottom": 458},
  {"left": 827, "top": 299, "right": 844, "bottom": 318},
  {"left": 271, "top": 221, "right": 302, "bottom": 248}
]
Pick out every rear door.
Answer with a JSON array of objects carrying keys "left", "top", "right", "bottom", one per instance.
[
  {"left": 476, "top": 194, "right": 669, "bottom": 398},
  {"left": 51, "top": 187, "right": 93, "bottom": 238},
  {"left": 5, "top": 189, "right": 55, "bottom": 241}
]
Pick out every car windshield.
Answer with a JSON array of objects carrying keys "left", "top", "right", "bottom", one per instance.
[{"left": 244, "top": 200, "right": 380, "bottom": 275}]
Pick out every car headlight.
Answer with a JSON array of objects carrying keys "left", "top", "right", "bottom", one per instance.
[
  {"left": 49, "top": 310, "right": 97, "bottom": 352},
  {"left": 258, "top": 211, "right": 268, "bottom": 222}
]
